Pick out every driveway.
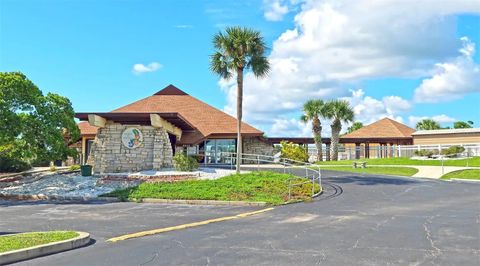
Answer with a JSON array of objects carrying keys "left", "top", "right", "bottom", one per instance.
[{"left": 1, "top": 170, "right": 479, "bottom": 265}]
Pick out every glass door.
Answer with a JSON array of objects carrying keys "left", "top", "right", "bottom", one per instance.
[{"left": 215, "top": 139, "right": 236, "bottom": 164}]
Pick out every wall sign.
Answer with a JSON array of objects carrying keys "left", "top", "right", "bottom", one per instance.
[{"left": 121, "top": 128, "right": 143, "bottom": 149}]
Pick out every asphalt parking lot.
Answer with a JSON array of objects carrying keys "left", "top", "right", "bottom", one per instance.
[{"left": 1, "top": 170, "right": 479, "bottom": 265}]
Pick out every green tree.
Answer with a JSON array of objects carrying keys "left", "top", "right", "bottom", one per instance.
[
  {"left": 210, "top": 26, "right": 270, "bottom": 173},
  {"left": 416, "top": 119, "right": 441, "bottom": 130},
  {"left": 347, "top": 121, "right": 363, "bottom": 134},
  {"left": 324, "top": 100, "right": 355, "bottom": 161},
  {"left": 0, "top": 72, "right": 79, "bottom": 171},
  {"left": 301, "top": 99, "right": 326, "bottom": 161},
  {"left": 453, "top": 121, "right": 473, "bottom": 129}
]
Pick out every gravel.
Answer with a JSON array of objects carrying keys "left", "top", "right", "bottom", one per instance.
[{"left": 0, "top": 168, "right": 247, "bottom": 198}]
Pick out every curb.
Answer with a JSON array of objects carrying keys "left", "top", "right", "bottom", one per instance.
[
  {"left": 0, "top": 194, "right": 120, "bottom": 202},
  {"left": 132, "top": 198, "right": 267, "bottom": 206},
  {"left": 450, "top": 178, "right": 480, "bottom": 183},
  {"left": 0, "top": 231, "right": 90, "bottom": 265}
]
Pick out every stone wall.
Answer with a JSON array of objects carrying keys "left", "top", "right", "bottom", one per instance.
[
  {"left": 88, "top": 122, "right": 172, "bottom": 173},
  {"left": 243, "top": 137, "right": 274, "bottom": 156}
]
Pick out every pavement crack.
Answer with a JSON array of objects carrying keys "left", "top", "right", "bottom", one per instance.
[
  {"left": 139, "top": 252, "right": 159, "bottom": 266},
  {"left": 418, "top": 215, "right": 442, "bottom": 265}
]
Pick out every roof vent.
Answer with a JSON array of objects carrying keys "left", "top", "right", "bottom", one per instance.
[{"left": 153, "top": 84, "right": 189, "bottom": 95}]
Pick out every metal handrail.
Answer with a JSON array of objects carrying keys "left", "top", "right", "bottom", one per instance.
[{"left": 222, "top": 152, "right": 322, "bottom": 201}]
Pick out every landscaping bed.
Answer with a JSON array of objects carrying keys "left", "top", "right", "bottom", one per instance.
[
  {"left": 103, "top": 171, "right": 320, "bottom": 205},
  {"left": 320, "top": 166, "right": 418, "bottom": 177},
  {"left": 440, "top": 169, "right": 480, "bottom": 180},
  {"left": 0, "top": 168, "right": 242, "bottom": 200},
  {"left": 0, "top": 231, "right": 79, "bottom": 253}
]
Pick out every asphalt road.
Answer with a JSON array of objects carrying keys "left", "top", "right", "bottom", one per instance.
[{"left": 1, "top": 170, "right": 479, "bottom": 265}]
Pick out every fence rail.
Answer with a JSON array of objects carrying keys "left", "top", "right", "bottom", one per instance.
[{"left": 307, "top": 144, "right": 480, "bottom": 161}]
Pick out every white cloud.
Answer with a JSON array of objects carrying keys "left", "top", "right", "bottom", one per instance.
[
  {"left": 270, "top": 118, "right": 312, "bottom": 137},
  {"left": 264, "top": 0, "right": 290, "bottom": 21},
  {"left": 341, "top": 89, "right": 409, "bottom": 125},
  {"left": 414, "top": 37, "right": 480, "bottom": 103},
  {"left": 408, "top": 114, "right": 457, "bottom": 127},
  {"left": 220, "top": 0, "right": 480, "bottom": 136},
  {"left": 132, "top": 62, "right": 162, "bottom": 74}
]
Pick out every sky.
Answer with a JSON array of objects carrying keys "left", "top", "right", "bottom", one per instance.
[{"left": 1, "top": 0, "right": 479, "bottom": 137}]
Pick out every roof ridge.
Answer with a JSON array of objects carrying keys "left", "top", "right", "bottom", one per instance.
[{"left": 153, "top": 84, "right": 188, "bottom": 95}]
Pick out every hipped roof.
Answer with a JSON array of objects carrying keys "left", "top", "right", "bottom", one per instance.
[
  {"left": 77, "top": 85, "right": 263, "bottom": 143},
  {"left": 342, "top": 118, "right": 415, "bottom": 139}
]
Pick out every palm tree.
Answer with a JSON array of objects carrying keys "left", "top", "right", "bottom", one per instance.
[
  {"left": 324, "top": 100, "right": 355, "bottom": 161},
  {"left": 347, "top": 121, "right": 363, "bottom": 134},
  {"left": 301, "top": 99, "right": 326, "bottom": 161},
  {"left": 416, "top": 119, "right": 441, "bottom": 130},
  {"left": 210, "top": 26, "right": 270, "bottom": 173}
]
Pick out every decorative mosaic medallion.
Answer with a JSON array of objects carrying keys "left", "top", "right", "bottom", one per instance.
[{"left": 121, "top": 128, "right": 143, "bottom": 149}]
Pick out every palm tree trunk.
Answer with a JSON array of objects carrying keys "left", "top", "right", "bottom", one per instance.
[
  {"left": 330, "top": 120, "right": 341, "bottom": 161},
  {"left": 312, "top": 117, "right": 322, "bottom": 162},
  {"left": 236, "top": 68, "right": 243, "bottom": 174}
]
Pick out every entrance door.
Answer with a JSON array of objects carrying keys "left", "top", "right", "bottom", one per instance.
[
  {"left": 202, "top": 139, "right": 236, "bottom": 165},
  {"left": 168, "top": 133, "right": 177, "bottom": 155}
]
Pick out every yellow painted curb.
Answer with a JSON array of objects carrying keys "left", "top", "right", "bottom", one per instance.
[{"left": 107, "top": 207, "right": 274, "bottom": 243}]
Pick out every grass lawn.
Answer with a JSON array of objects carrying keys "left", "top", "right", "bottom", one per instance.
[
  {"left": 103, "top": 171, "right": 320, "bottom": 205},
  {"left": 440, "top": 169, "right": 480, "bottom": 180},
  {"left": 316, "top": 157, "right": 480, "bottom": 167},
  {"left": 0, "top": 231, "right": 79, "bottom": 253},
  {"left": 320, "top": 166, "right": 418, "bottom": 177}
]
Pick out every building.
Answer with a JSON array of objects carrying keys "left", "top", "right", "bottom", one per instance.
[
  {"left": 76, "top": 85, "right": 273, "bottom": 173},
  {"left": 412, "top": 128, "right": 480, "bottom": 145},
  {"left": 340, "top": 118, "right": 415, "bottom": 159}
]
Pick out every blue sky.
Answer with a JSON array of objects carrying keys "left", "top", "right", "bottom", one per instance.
[{"left": 1, "top": 0, "right": 479, "bottom": 136}]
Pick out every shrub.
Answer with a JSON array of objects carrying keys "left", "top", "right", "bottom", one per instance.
[
  {"left": 414, "top": 150, "right": 434, "bottom": 157},
  {"left": 442, "top": 145, "right": 465, "bottom": 156},
  {"left": 49, "top": 165, "right": 57, "bottom": 172},
  {"left": 0, "top": 157, "right": 31, "bottom": 172},
  {"left": 280, "top": 141, "right": 309, "bottom": 163},
  {"left": 69, "top": 164, "right": 81, "bottom": 171},
  {"left": 173, "top": 153, "right": 199, "bottom": 172}
]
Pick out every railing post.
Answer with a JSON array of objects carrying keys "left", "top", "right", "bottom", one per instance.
[
  {"left": 257, "top": 155, "right": 260, "bottom": 171},
  {"left": 283, "top": 158, "right": 286, "bottom": 174},
  {"left": 230, "top": 153, "right": 233, "bottom": 170}
]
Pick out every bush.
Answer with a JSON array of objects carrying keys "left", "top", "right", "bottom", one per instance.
[
  {"left": 280, "top": 141, "right": 309, "bottom": 163},
  {"left": 173, "top": 153, "right": 199, "bottom": 171},
  {"left": 414, "top": 150, "right": 434, "bottom": 157},
  {"left": 69, "top": 164, "right": 81, "bottom": 171},
  {"left": 0, "top": 157, "right": 31, "bottom": 172},
  {"left": 442, "top": 145, "right": 465, "bottom": 156}
]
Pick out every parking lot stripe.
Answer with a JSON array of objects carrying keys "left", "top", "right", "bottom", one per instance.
[{"left": 106, "top": 207, "right": 275, "bottom": 243}]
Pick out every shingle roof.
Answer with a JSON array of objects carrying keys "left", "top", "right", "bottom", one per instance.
[
  {"left": 77, "top": 121, "right": 98, "bottom": 136},
  {"left": 412, "top": 128, "right": 480, "bottom": 136},
  {"left": 110, "top": 85, "right": 263, "bottom": 139},
  {"left": 341, "top": 118, "right": 415, "bottom": 139}
]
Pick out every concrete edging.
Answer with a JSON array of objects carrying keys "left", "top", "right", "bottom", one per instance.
[
  {"left": 0, "top": 231, "right": 90, "bottom": 265},
  {"left": 0, "top": 194, "right": 120, "bottom": 202},
  {"left": 97, "top": 197, "right": 267, "bottom": 206},
  {"left": 450, "top": 178, "right": 480, "bottom": 183}
]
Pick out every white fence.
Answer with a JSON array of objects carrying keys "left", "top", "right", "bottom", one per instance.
[{"left": 307, "top": 143, "right": 480, "bottom": 161}]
